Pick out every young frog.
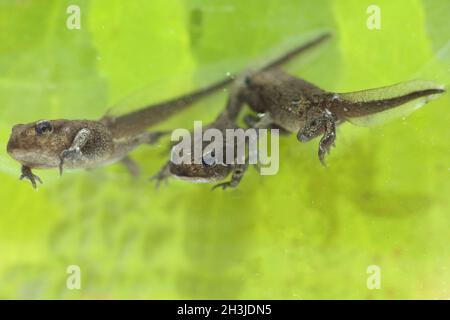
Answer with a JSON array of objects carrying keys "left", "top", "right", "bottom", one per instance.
[
  {"left": 238, "top": 69, "right": 445, "bottom": 165},
  {"left": 154, "top": 90, "right": 250, "bottom": 189},
  {"left": 6, "top": 77, "right": 233, "bottom": 188}
]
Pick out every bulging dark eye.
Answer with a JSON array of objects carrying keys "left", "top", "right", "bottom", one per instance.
[
  {"left": 35, "top": 120, "right": 53, "bottom": 135},
  {"left": 202, "top": 151, "right": 217, "bottom": 167},
  {"left": 244, "top": 76, "right": 252, "bottom": 87}
]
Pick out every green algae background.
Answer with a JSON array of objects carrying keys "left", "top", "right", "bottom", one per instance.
[{"left": 0, "top": 0, "right": 449, "bottom": 299}]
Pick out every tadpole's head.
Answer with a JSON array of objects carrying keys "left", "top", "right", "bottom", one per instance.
[
  {"left": 7, "top": 119, "right": 73, "bottom": 168},
  {"left": 168, "top": 149, "right": 232, "bottom": 183}
]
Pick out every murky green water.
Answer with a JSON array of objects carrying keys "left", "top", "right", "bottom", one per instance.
[{"left": 0, "top": 0, "right": 449, "bottom": 299}]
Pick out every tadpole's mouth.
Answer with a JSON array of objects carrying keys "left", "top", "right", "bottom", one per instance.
[
  {"left": 6, "top": 139, "right": 56, "bottom": 169},
  {"left": 169, "top": 163, "right": 228, "bottom": 183},
  {"left": 172, "top": 175, "right": 215, "bottom": 183},
  {"left": 6, "top": 135, "right": 22, "bottom": 158},
  {"left": 170, "top": 168, "right": 213, "bottom": 182}
]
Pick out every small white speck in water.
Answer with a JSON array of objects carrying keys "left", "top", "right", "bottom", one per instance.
[
  {"left": 225, "top": 72, "right": 235, "bottom": 80},
  {"left": 343, "top": 107, "right": 349, "bottom": 112}
]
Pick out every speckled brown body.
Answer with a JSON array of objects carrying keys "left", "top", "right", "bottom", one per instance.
[
  {"left": 7, "top": 120, "right": 114, "bottom": 169},
  {"left": 242, "top": 69, "right": 445, "bottom": 130},
  {"left": 240, "top": 69, "right": 332, "bottom": 132},
  {"left": 236, "top": 68, "right": 445, "bottom": 165},
  {"left": 168, "top": 111, "right": 238, "bottom": 184}
]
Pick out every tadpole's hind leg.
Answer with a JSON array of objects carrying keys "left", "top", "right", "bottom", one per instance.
[
  {"left": 150, "top": 161, "right": 171, "bottom": 188},
  {"left": 59, "top": 128, "right": 91, "bottom": 176},
  {"left": 20, "top": 165, "right": 42, "bottom": 189},
  {"left": 121, "top": 156, "right": 140, "bottom": 177},
  {"left": 243, "top": 114, "right": 262, "bottom": 127},
  {"left": 212, "top": 163, "right": 248, "bottom": 190},
  {"left": 245, "top": 113, "right": 274, "bottom": 130},
  {"left": 297, "top": 109, "right": 337, "bottom": 166},
  {"left": 243, "top": 114, "right": 290, "bottom": 135},
  {"left": 318, "top": 114, "right": 337, "bottom": 166},
  {"left": 142, "top": 131, "right": 171, "bottom": 145}
]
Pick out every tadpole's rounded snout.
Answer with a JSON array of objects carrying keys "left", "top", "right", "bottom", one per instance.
[
  {"left": 7, "top": 131, "right": 21, "bottom": 157},
  {"left": 7, "top": 124, "right": 30, "bottom": 158},
  {"left": 7, "top": 127, "right": 18, "bottom": 151},
  {"left": 7, "top": 124, "right": 24, "bottom": 147}
]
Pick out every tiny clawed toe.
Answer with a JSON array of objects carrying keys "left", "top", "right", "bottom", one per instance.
[
  {"left": 212, "top": 182, "right": 232, "bottom": 191},
  {"left": 20, "top": 173, "right": 43, "bottom": 189},
  {"left": 150, "top": 175, "right": 169, "bottom": 189}
]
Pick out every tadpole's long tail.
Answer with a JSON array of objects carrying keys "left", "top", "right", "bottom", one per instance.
[
  {"left": 109, "top": 32, "right": 332, "bottom": 137},
  {"left": 260, "top": 32, "right": 331, "bottom": 71},
  {"left": 333, "top": 80, "right": 446, "bottom": 119},
  {"left": 108, "top": 77, "right": 233, "bottom": 137}
]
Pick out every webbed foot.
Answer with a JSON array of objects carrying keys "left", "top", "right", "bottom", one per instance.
[
  {"left": 150, "top": 162, "right": 171, "bottom": 189},
  {"left": 297, "top": 109, "right": 337, "bottom": 166},
  {"left": 211, "top": 181, "right": 236, "bottom": 191},
  {"left": 59, "top": 147, "right": 82, "bottom": 176},
  {"left": 211, "top": 163, "right": 248, "bottom": 191},
  {"left": 318, "top": 116, "right": 336, "bottom": 167},
  {"left": 20, "top": 166, "right": 42, "bottom": 189},
  {"left": 58, "top": 128, "right": 91, "bottom": 176}
]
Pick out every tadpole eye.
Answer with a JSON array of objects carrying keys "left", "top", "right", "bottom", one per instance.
[
  {"left": 244, "top": 76, "right": 252, "bottom": 87},
  {"left": 35, "top": 120, "right": 53, "bottom": 135},
  {"left": 202, "top": 151, "right": 217, "bottom": 167}
]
